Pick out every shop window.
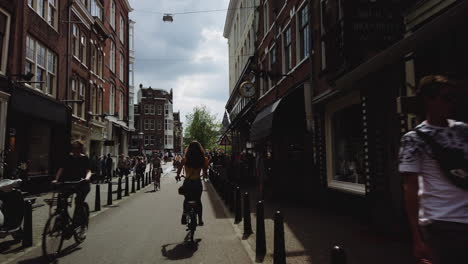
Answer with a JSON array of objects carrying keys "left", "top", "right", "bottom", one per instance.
[
  {"left": 27, "top": 122, "right": 51, "bottom": 176},
  {"left": 325, "top": 92, "right": 365, "bottom": 194}
]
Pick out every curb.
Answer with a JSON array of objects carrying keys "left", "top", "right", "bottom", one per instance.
[{"left": 205, "top": 181, "right": 257, "bottom": 264}]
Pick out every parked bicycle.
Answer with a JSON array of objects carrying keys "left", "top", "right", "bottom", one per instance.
[{"left": 42, "top": 180, "right": 90, "bottom": 260}]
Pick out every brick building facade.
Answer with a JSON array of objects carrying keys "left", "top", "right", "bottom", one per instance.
[{"left": 131, "top": 85, "right": 174, "bottom": 156}]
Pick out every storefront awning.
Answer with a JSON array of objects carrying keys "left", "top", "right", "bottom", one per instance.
[
  {"left": 10, "top": 86, "right": 69, "bottom": 125},
  {"left": 250, "top": 99, "right": 282, "bottom": 141}
]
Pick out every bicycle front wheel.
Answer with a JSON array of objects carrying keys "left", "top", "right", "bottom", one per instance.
[
  {"left": 42, "top": 213, "right": 65, "bottom": 260},
  {"left": 74, "top": 203, "right": 90, "bottom": 244}
]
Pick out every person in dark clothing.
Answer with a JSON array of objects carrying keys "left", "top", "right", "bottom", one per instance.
[
  {"left": 100, "top": 155, "right": 107, "bottom": 183},
  {"left": 53, "top": 141, "right": 92, "bottom": 218},
  {"left": 105, "top": 154, "right": 113, "bottom": 182},
  {"left": 176, "top": 141, "right": 208, "bottom": 226}
]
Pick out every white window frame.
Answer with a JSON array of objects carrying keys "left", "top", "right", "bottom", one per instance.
[
  {"left": 283, "top": 26, "right": 292, "bottom": 73},
  {"left": 0, "top": 8, "right": 11, "bottom": 76},
  {"left": 119, "top": 91, "right": 124, "bottom": 120},
  {"left": 110, "top": 84, "right": 115, "bottom": 115},
  {"left": 25, "top": 35, "right": 57, "bottom": 97},
  {"left": 28, "top": 0, "right": 58, "bottom": 29},
  {"left": 72, "top": 25, "right": 79, "bottom": 58},
  {"left": 119, "top": 15, "right": 125, "bottom": 44},
  {"left": 110, "top": 0, "right": 116, "bottom": 29},
  {"left": 263, "top": 1, "right": 269, "bottom": 36},
  {"left": 297, "top": 3, "right": 310, "bottom": 61},
  {"left": 110, "top": 41, "right": 115, "bottom": 72},
  {"left": 324, "top": 92, "right": 365, "bottom": 195},
  {"left": 119, "top": 52, "right": 124, "bottom": 81}
]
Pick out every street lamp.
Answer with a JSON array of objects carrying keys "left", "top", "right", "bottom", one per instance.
[{"left": 138, "top": 132, "right": 144, "bottom": 156}]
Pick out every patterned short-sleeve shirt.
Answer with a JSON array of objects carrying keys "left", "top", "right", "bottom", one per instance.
[{"left": 399, "top": 119, "right": 468, "bottom": 224}]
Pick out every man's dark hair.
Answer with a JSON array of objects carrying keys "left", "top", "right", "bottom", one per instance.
[
  {"left": 184, "top": 141, "right": 205, "bottom": 168},
  {"left": 416, "top": 75, "right": 458, "bottom": 99}
]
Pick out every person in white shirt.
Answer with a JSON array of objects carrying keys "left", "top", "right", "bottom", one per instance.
[{"left": 399, "top": 75, "right": 468, "bottom": 264}]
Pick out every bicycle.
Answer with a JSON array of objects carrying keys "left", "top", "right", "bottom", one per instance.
[
  {"left": 42, "top": 180, "right": 90, "bottom": 260},
  {"left": 184, "top": 201, "right": 198, "bottom": 243}
]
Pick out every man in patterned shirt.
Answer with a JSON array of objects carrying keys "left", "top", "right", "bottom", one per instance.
[{"left": 399, "top": 75, "right": 468, "bottom": 264}]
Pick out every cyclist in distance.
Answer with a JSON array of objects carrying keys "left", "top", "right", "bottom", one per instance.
[
  {"left": 53, "top": 140, "right": 92, "bottom": 215},
  {"left": 176, "top": 141, "right": 208, "bottom": 226}
]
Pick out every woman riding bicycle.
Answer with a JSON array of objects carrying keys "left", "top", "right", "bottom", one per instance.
[
  {"left": 53, "top": 140, "right": 92, "bottom": 217},
  {"left": 176, "top": 141, "right": 208, "bottom": 226}
]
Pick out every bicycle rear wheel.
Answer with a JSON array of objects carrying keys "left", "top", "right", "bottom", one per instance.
[
  {"left": 74, "top": 203, "right": 90, "bottom": 244},
  {"left": 42, "top": 213, "right": 65, "bottom": 260}
]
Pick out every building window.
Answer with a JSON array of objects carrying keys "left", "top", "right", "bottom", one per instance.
[
  {"left": 299, "top": 4, "right": 310, "bottom": 60},
  {"left": 80, "top": 35, "right": 87, "bottom": 65},
  {"left": 29, "top": 0, "right": 58, "bottom": 28},
  {"left": 110, "top": 0, "right": 116, "bottom": 29},
  {"left": 144, "top": 119, "right": 150, "bottom": 130},
  {"left": 119, "top": 16, "right": 125, "bottom": 44},
  {"left": 25, "top": 35, "right": 57, "bottom": 96},
  {"left": 129, "top": 24, "right": 134, "bottom": 51},
  {"left": 325, "top": 92, "right": 365, "bottom": 194},
  {"left": 110, "top": 41, "right": 115, "bottom": 72},
  {"left": 158, "top": 105, "right": 162, "bottom": 115},
  {"left": 72, "top": 25, "right": 79, "bottom": 58},
  {"left": 150, "top": 135, "right": 156, "bottom": 145},
  {"left": 78, "top": 80, "right": 86, "bottom": 118},
  {"left": 91, "top": 85, "right": 97, "bottom": 115},
  {"left": 98, "top": 49, "right": 104, "bottom": 77},
  {"left": 157, "top": 121, "right": 162, "bottom": 130},
  {"left": 110, "top": 84, "right": 115, "bottom": 115},
  {"left": 150, "top": 120, "right": 155, "bottom": 130},
  {"left": 129, "top": 62, "right": 134, "bottom": 85},
  {"left": 91, "top": 0, "right": 103, "bottom": 20},
  {"left": 269, "top": 45, "right": 276, "bottom": 87},
  {"left": 119, "top": 91, "right": 124, "bottom": 120},
  {"left": 263, "top": 1, "right": 269, "bottom": 35},
  {"left": 144, "top": 104, "right": 149, "bottom": 114},
  {"left": 119, "top": 52, "right": 124, "bottom": 81},
  {"left": 283, "top": 26, "right": 292, "bottom": 72},
  {"left": 144, "top": 135, "right": 149, "bottom": 146}
]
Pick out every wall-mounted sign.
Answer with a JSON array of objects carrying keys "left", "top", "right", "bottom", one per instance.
[{"left": 239, "top": 81, "right": 255, "bottom": 98}]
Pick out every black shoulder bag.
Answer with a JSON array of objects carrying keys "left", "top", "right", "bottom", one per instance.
[{"left": 415, "top": 129, "right": 468, "bottom": 190}]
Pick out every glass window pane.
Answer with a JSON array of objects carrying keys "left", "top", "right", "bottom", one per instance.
[{"left": 331, "top": 104, "right": 365, "bottom": 184}]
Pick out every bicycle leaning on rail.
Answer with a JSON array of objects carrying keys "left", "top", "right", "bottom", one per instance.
[{"left": 42, "top": 180, "right": 90, "bottom": 260}]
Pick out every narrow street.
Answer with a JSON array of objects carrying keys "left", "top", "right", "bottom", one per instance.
[{"left": 12, "top": 165, "right": 252, "bottom": 264}]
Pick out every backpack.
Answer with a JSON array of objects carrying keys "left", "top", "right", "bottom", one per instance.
[{"left": 416, "top": 129, "right": 468, "bottom": 190}]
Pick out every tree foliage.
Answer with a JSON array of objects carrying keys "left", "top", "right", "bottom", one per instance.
[{"left": 184, "top": 105, "right": 221, "bottom": 150}]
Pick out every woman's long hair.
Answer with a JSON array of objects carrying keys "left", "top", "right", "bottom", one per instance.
[{"left": 184, "top": 141, "right": 205, "bottom": 168}]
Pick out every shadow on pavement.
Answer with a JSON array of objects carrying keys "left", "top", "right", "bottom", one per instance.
[
  {"left": 204, "top": 182, "right": 229, "bottom": 219},
  {"left": 0, "top": 239, "right": 21, "bottom": 253},
  {"left": 161, "top": 239, "right": 201, "bottom": 260},
  {"left": 17, "top": 244, "right": 82, "bottom": 264}
]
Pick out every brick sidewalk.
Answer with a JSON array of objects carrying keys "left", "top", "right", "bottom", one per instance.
[
  {"left": 0, "top": 162, "right": 172, "bottom": 263},
  {"left": 211, "top": 181, "right": 414, "bottom": 264}
]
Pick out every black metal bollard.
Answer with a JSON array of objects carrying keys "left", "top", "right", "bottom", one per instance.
[
  {"left": 137, "top": 175, "right": 141, "bottom": 190},
  {"left": 243, "top": 192, "right": 253, "bottom": 236},
  {"left": 95, "top": 184, "right": 101, "bottom": 211},
  {"left": 234, "top": 186, "right": 242, "bottom": 224},
  {"left": 331, "top": 246, "right": 347, "bottom": 264},
  {"left": 256, "top": 201, "right": 266, "bottom": 259},
  {"left": 117, "top": 177, "right": 122, "bottom": 200},
  {"left": 125, "top": 176, "right": 129, "bottom": 196},
  {"left": 143, "top": 172, "right": 147, "bottom": 186},
  {"left": 131, "top": 176, "right": 136, "bottom": 193},
  {"left": 22, "top": 200, "right": 33, "bottom": 247},
  {"left": 107, "top": 180, "right": 113, "bottom": 205},
  {"left": 273, "top": 211, "right": 286, "bottom": 264}
]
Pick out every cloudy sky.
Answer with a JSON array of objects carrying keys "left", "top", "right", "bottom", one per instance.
[{"left": 129, "top": 0, "right": 230, "bottom": 124}]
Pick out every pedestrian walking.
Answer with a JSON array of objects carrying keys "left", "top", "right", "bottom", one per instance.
[
  {"left": 117, "top": 154, "right": 126, "bottom": 178},
  {"left": 399, "top": 75, "right": 468, "bottom": 264},
  {"left": 100, "top": 155, "right": 107, "bottom": 183},
  {"left": 106, "top": 154, "right": 113, "bottom": 182}
]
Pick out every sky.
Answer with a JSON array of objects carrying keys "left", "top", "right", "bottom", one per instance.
[{"left": 129, "top": 0, "right": 230, "bottom": 125}]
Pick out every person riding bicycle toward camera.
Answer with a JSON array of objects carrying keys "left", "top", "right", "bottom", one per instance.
[
  {"left": 53, "top": 140, "right": 92, "bottom": 216},
  {"left": 176, "top": 141, "right": 208, "bottom": 226}
]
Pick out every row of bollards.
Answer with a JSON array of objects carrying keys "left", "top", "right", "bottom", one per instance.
[{"left": 209, "top": 169, "right": 347, "bottom": 264}]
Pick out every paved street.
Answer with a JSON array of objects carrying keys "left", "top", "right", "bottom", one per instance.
[{"left": 3, "top": 164, "right": 252, "bottom": 264}]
